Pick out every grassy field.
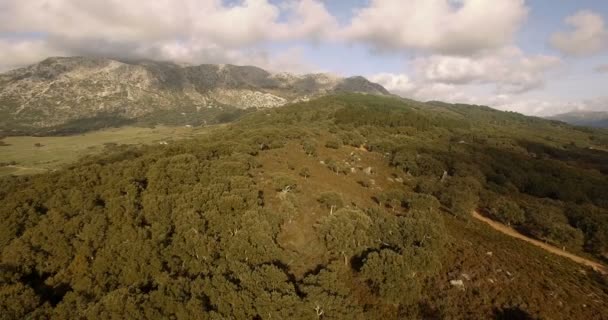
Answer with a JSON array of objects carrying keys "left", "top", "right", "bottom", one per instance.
[{"left": 0, "top": 125, "right": 213, "bottom": 176}]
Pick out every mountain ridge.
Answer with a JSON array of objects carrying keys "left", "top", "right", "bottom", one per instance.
[
  {"left": 548, "top": 110, "right": 608, "bottom": 128},
  {"left": 0, "top": 56, "right": 389, "bottom": 135}
]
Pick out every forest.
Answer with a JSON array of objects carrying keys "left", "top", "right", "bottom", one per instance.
[{"left": 1, "top": 94, "right": 607, "bottom": 319}]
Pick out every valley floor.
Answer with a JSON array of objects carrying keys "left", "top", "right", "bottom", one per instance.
[{"left": 0, "top": 125, "right": 215, "bottom": 177}]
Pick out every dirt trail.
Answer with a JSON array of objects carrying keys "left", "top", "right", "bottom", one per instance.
[{"left": 472, "top": 211, "right": 607, "bottom": 275}]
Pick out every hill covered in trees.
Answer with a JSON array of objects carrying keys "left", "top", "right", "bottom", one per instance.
[{"left": 1, "top": 94, "right": 607, "bottom": 319}]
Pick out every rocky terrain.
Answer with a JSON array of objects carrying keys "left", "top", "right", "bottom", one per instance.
[{"left": 0, "top": 57, "right": 389, "bottom": 135}]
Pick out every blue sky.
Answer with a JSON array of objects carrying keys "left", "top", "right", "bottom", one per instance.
[{"left": 0, "top": 0, "right": 606, "bottom": 116}]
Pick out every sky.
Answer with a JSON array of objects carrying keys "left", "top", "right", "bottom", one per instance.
[{"left": 0, "top": 0, "right": 607, "bottom": 116}]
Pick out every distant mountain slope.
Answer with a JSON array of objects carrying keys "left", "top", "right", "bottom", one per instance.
[
  {"left": 548, "top": 110, "right": 608, "bottom": 128},
  {"left": 0, "top": 57, "right": 389, "bottom": 135}
]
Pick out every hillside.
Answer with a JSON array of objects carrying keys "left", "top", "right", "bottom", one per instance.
[
  {"left": 549, "top": 111, "right": 608, "bottom": 128},
  {"left": 0, "top": 57, "right": 389, "bottom": 135},
  {"left": 1, "top": 94, "right": 607, "bottom": 319}
]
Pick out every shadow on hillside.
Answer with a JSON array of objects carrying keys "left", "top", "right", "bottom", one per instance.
[
  {"left": 493, "top": 307, "right": 535, "bottom": 320},
  {"left": 517, "top": 140, "right": 608, "bottom": 174}
]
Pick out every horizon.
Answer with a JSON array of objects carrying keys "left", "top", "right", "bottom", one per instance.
[{"left": 1, "top": 0, "right": 607, "bottom": 116}]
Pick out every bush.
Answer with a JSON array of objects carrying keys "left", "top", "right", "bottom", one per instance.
[
  {"left": 299, "top": 167, "right": 311, "bottom": 179},
  {"left": 488, "top": 197, "right": 525, "bottom": 226},
  {"left": 302, "top": 140, "right": 317, "bottom": 156},
  {"left": 405, "top": 192, "right": 440, "bottom": 213},
  {"left": 325, "top": 138, "right": 342, "bottom": 149},
  {"left": 273, "top": 175, "right": 298, "bottom": 192},
  {"left": 317, "top": 192, "right": 344, "bottom": 213}
]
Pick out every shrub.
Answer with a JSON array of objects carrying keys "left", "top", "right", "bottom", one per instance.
[
  {"left": 325, "top": 138, "right": 342, "bottom": 149},
  {"left": 299, "top": 167, "right": 311, "bottom": 179},
  {"left": 273, "top": 175, "right": 298, "bottom": 192},
  {"left": 317, "top": 192, "right": 344, "bottom": 213},
  {"left": 488, "top": 197, "right": 525, "bottom": 226},
  {"left": 302, "top": 140, "right": 317, "bottom": 156}
]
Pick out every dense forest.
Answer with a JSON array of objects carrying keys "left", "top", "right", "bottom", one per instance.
[{"left": 1, "top": 94, "right": 607, "bottom": 319}]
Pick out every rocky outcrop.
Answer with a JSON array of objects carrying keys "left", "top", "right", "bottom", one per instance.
[{"left": 0, "top": 57, "right": 390, "bottom": 134}]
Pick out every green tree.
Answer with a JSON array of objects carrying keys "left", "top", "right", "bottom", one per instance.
[
  {"left": 489, "top": 197, "right": 526, "bottom": 226},
  {"left": 325, "top": 138, "right": 342, "bottom": 149},
  {"left": 299, "top": 167, "right": 311, "bottom": 179},
  {"left": 318, "top": 192, "right": 344, "bottom": 214},
  {"left": 315, "top": 208, "right": 374, "bottom": 265}
]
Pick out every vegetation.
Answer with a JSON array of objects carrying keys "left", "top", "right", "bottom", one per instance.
[
  {"left": 324, "top": 138, "right": 342, "bottom": 149},
  {"left": 1, "top": 94, "right": 607, "bottom": 319},
  {"left": 0, "top": 125, "right": 214, "bottom": 177}
]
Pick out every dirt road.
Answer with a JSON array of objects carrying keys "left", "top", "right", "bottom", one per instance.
[{"left": 472, "top": 211, "right": 607, "bottom": 275}]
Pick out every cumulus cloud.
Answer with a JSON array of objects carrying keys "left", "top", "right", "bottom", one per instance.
[
  {"left": 370, "top": 45, "right": 561, "bottom": 110},
  {"left": 0, "top": 0, "right": 335, "bottom": 45},
  {"left": 0, "top": 38, "right": 66, "bottom": 71},
  {"left": 280, "top": 0, "right": 339, "bottom": 41},
  {"left": 368, "top": 73, "right": 417, "bottom": 95},
  {"left": 370, "top": 73, "right": 593, "bottom": 116},
  {"left": 370, "top": 72, "right": 472, "bottom": 102},
  {"left": 0, "top": 0, "right": 337, "bottom": 70},
  {"left": 343, "top": 0, "right": 528, "bottom": 55},
  {"left": 550, "top": 10, "right": 608, "bottom": 56},
  {"left": 414, "top": 47, "right": 561, "bottom": 94}
]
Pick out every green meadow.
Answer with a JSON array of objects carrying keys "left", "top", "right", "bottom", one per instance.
[{"left": 0, "top": 125, "right": 213, "bottom": 176}]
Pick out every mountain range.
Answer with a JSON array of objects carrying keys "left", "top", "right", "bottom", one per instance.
[
  {"left": 548, "top": 110, "right": 608, "bottom": 128},
  {"left": 0, "top": 57, "right": 389, "bottom": 135}
]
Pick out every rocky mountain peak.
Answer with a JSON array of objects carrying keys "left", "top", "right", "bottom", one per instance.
[{"left": 0, "top": 56, "right": 390, "bottom": 135}]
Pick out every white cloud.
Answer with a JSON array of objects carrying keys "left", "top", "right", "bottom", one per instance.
[
  {"left": 0, "top": 39, "right": 66, "bottom": 71},
  {"left": 370, "top": 72, "right": 473, "bottom": 103},
  {"left": 492, "top": 99, "right": 582, "bottom": 116},
  {"left": 0, "top": 0, "right": 337, "bottom": 70},
  {"left": 370, "top": 44, "right": 562, "bottom": 112},
  {"left": 369, "top": 64, "right": 603, "bottom": 117},
  {"left": 550, "top": 10, "right": 608, "bottom": 56},
  {"left": 237, "top": 47, "right": 321, "bottom": 74},
  {"left": 579, "top": 96, "right": 608, "bottom": 112},
  {"left": 343, "top": 0, "right": 528, "bottom": 55},
  {"left": 495, "top": 96, "right": 608, "bottom": 116},
  {"left": 413, "top": 47, "right": 561, "bottom": 94},
  {"left": 280, "top": 0, "right": 339, "bottom": 41},
  {"left": 368, "top": 73, "right": 417, "bottom": 95},
  {"left": 370, "top": 73, "right": 593, "bottom": 116}
]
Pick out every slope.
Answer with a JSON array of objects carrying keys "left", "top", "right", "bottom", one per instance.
[
  {"left": 0, "top": 94, "right": 607, "bottom": 319},
  {"left": 472, "top": 211, "right": 607, "bottom": 274},
  {"left": 0, "top": 57, "right": 389, "bottom": 135}
]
